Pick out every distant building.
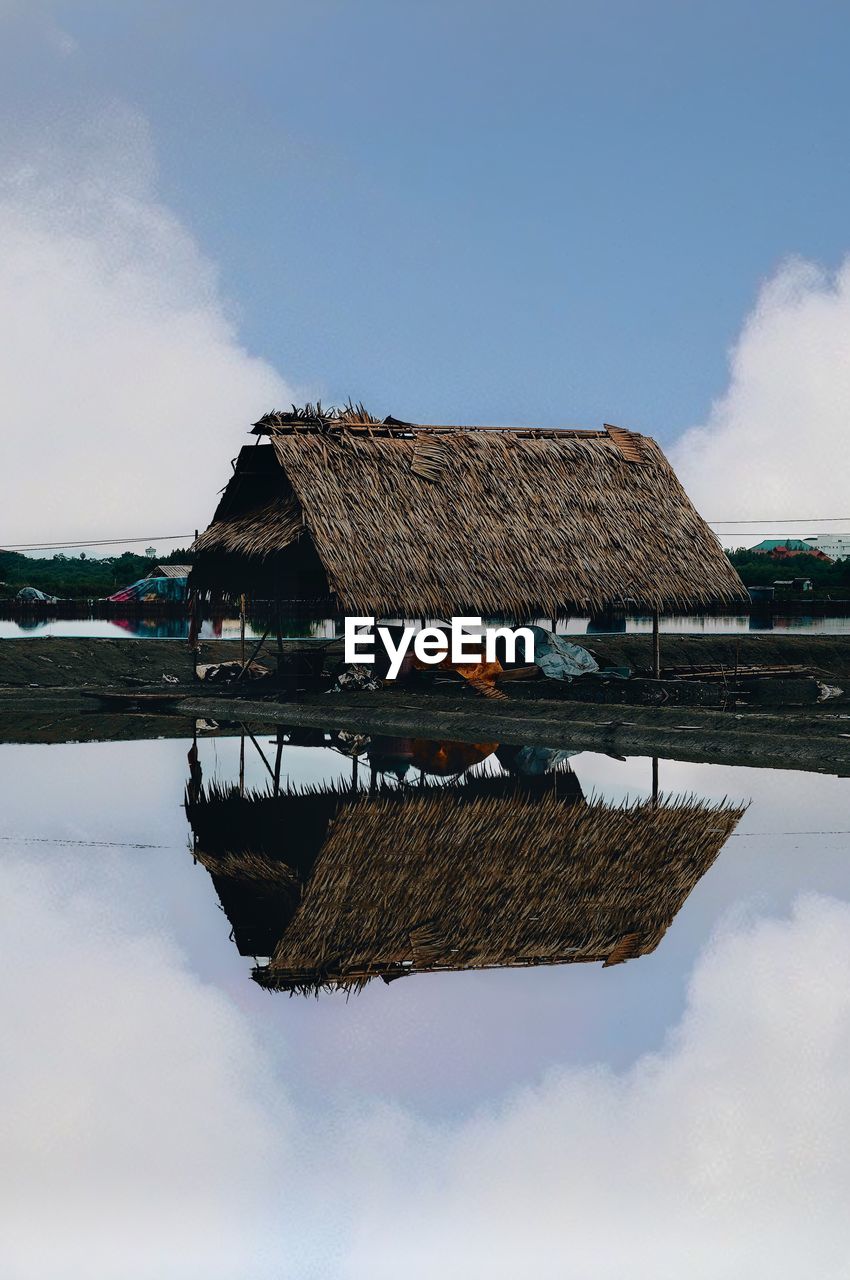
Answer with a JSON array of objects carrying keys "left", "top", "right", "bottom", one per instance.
[
  {"left": 804, "top": 533, "right": 850, "bottom": 561},
  {"left": 143, "top": 564, "right": 191, "bottom": 580},
  {"left": 144, "top": 545, "right": 156, "bottom": 558},
  {"left": 108, "top": 565, "right": 190, "bottom": 605},
  {"left": 749, "top": 538, "right": 832, "bottom": 561},
  {"left": 750, "top": 538, "right": 810, "bottom": 553}
]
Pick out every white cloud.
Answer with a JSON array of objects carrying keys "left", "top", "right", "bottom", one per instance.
[
  {"left": 339, "top": 894, "right": 850, "bottom": 1279},
  {"left": 3, "top": 822, "right": 850, "bottom": 1279},
  {"left": 0, "top": 855, "right": 301, "bottom": 1279},
  {"left": 672, "top": 257, "right": 850, "bottom": 532},
  {"left": 0, "top": 108, "right": 295, "bottom": 549}
]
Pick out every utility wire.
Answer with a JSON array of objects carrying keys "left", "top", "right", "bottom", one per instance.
[
  {"left": 2, "top": 534, "right": 194, "bottom": 551},
  {"left": 3, "top": 520, "right": 850, "bottom": 551},
  {"left": 709, "top": 517, "right": 850, "bottom": 526},
  {"left": 0, "top": 835, "right": 170, "bottom": 849}
]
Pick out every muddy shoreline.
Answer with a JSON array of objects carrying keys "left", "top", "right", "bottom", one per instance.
[
  {"left": 1, "top": 636, "right": 848, "bottom": 772},
  {"left": 2, "top": 633, "right": 849, "bottom": 689}
]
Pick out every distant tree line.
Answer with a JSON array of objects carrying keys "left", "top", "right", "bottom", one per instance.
[
  {"left": 4, "top": 543, "right": 848, "bottom": 602},
  {"left": 726, "top": 548, "right": 850, "bottom": 596},
  {"left": 0, "top": 548, "right": 193, "bottom": 600}
]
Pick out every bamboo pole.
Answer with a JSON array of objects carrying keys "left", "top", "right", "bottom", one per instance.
[
  {"left": 652, "top": 609, "right": 661, "bottom": 679},
  {"left": 273, "top": 729, "right": 284, "bottom": 794},
  {"left": 244, "top": 726, "right": 276, "bottom": 782},
  {"left": 234, "top": 628, "right": 270, "bottom": 682}
]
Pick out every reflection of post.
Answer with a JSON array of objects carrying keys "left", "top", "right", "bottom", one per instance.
[
  {"left": 351, "top": 753, "right": 359, "bottom": 792},
  {"left": 187, "top": 588, "right": 201, "bottom": 676},
  {"left": 652, "top": 756, "right": 659, "bottom": 808},
  {"left": 273, "top": 728, "right": 284, "bottom": 795},
  {"left": 652, "top": 609, "right": 661, "bottom": 679},
  {"left": 239, "top": 731, "right": 245, "bottom": 797}
]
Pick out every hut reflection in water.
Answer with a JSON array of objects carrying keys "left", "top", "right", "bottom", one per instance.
[{"left": 185, "top": 733, "right": 745, "bottom": 995}]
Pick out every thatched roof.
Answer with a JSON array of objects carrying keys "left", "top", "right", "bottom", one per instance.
[
  {"left": 189, "top": 405, "right": 746, "bottom": 615},
  {"left": 186, "top": 774, "right": 744, "bottom": 992},
  {"left": 145, "top": 564, "right": 191, "bottom": 579}
]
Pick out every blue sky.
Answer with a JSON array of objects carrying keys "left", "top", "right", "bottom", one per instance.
[
  {"left": 5, "top": 0, "right": 847, "bottom": 432},
  {"left": 1, "top": 0, "right": 849, "bottom": 543}
]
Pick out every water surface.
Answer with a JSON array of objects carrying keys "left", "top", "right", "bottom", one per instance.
[
  {"left": 2, "top": 729, "right": 848, "bottom": 1275},
  {"left": 2, "top": 610, "right": 848, "bottom": 638}
]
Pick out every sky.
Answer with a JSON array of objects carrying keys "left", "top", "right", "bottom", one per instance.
[
  {"left": 0, "top": 0, "right": 849, "bottom": 553},
  {"left": 2, "top": 736, "right": 850, "bottom": 1277}
]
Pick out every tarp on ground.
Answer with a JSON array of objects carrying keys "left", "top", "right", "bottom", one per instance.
[{"left": 107, "top": 575, "right": 187, "bottom": 604}]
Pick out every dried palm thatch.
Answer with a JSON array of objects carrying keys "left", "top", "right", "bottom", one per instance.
[
  {"left": 185, "top": 776, "right": 744, "bottom": 992},
  {"left": 193, "top": 496, "right": 303, "bottom": 558},
  {"left": 190, "top": 408, "right": 746, "bottom": 615},
  {"left": 257, "top": 791, "right": 744, "bottom": 992}
]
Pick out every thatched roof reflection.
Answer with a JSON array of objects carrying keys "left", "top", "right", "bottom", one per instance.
[
  {"left": 189, "top": 405, "right": 746, "bottom": 615},
  {"left": 186, "top": 772, "right": 744, "bottom": 993}
]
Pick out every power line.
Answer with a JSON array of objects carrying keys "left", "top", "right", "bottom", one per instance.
[
  {"left": 2, "top": 534, "right": 194, "bottom": 552},
  {"left": 709, "top": 517, "right": 850, "bottom": 526},
  {"left": 3, "top": 519, "right": 850, "bottom": 551},
  {"left": 0, "top": 835, "right": 171, "bottom": 849}
]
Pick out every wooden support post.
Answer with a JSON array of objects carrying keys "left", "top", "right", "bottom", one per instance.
[
  {"left": 351, "top": 753, "right": 359, "bottom": 792},
  {"left": 273, "top": 729, "right": 284, "bottom": 795},
  {"left": 244, "top": 727, "right": 276, "bottom": 783},
  {"left": 239, "top": 731, "right": 245, "bottom": 797},
  {"left": 651, "top": 756, "right": 659, "bottom": 809},
  {"left": 234, "top": 628, "right": 270, "bottom": 682},
  {"left": 239, "top": 593, "right": 246, "bottom": 669},
  {"left": 652, "top": 609, "right": 661, "bottom": 680},
  {"left": 188, "top": 589, "right": 201, "bottom": 673}
]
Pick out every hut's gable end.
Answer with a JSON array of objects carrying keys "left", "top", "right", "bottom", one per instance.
[{"left": 189, "top": 445, "right": 335, "bottom": 597}]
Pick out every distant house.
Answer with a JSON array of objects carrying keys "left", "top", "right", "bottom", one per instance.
[
  {"left": 750, "top": 538, "right": 832, "bottom": 562},
  {"left": 750, "top": 538, "right": 810, "bottom": 553},
  {"left": 143, "top": 564, "right": 191, "bottom": 580}
]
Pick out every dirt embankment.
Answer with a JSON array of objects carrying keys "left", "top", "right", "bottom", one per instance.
[
  {"left": 0, "top": 637, "right": 277, "bottom": 688},
  {"left": 1, "top": 633, "right": 848, "bottom": 690}
]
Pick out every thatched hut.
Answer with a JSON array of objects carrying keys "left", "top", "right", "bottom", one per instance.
[
  {"left": 189, "top": 404, "right": 746, "bottom": 618},
  {"left": 186, "top": 775, "right": 744, "bottom": 994}
]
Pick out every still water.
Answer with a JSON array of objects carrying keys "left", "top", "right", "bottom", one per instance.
[
  {"left": 1, "top": 727, "right": 849, "bottom": 1276},
  {"left": 2, "top": 610, "right": 848, "bottom": 638}
]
